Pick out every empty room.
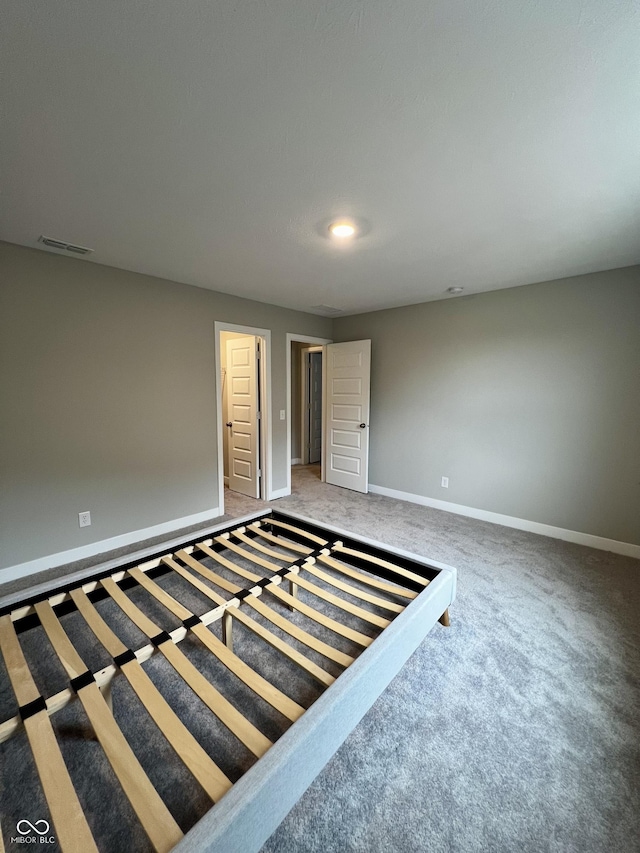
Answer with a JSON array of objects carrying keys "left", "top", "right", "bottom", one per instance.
[{"left": 0, "top": 2, "right": 638, "bottom": 853}]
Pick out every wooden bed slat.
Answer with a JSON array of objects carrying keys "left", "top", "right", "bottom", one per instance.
[
  {"left": 129, "top": 568, "right": 193, "bottom": 621},
  {"left": 188, "top": 544, "right": 260, "bottom": 587},
  {"left": 121, "top": 663, "right": 232, "bottom": 798},
  {"left": 214, "top": 537, "right": 285, "bottom": 572},
  {"left": 129, "top": 569, "right": 305, "bottom": 723},
  {"left": 229, "top": 530, "right": 298, "bottom": 563},
  {"left": 70, "top": 589, "right": 233, "bottom": 802},
  {"left": 174, "top": 552, "right": 351, "bottom": 662},
  {"left": 231, "top": 608, "right": 335, "bottom": 687},
  {"left": 101, "top": 578, "right": 272, "bottom": 758},
  {"left": 317, "top": 553, "right": 417, "bottom": 600},
  {"left": 70, "top": 589, "right": 128, "bottom": 657},
  {"left": 301, "top": 563, "right": 404, "bottom": 613},
  {"left": 0, "top": 615, "right": 99, "bottom": 853},
  {"left": 267, "top": 519, "right": 329, "bottom": 546},
  {"left": 285, "top": 569, "right": 390, "bottom": 629},
  {"left": 243, "top": 597, "right": 354, "bottom": 667},
  {"left": 34, "top": 602, "right": 87, "bottom": 680},
  {"left": 245, "top": 525, "right": 416, "bottom": 604},
  {"left": 101, "top": 578, "right": 160, "bottom": 639},
  {"left": 23, "top": 712, "right": 100, "bottom": 853},
  {"left": 249, "top": 523, "right": 312, "bottom": 555},
  {"left": 183, "top": 547, "right": 256, "bottom": 589},
  {"left": 34, "top": 602, "right": 183, "bottom": 853},
  {"left": 213, "top": 540, "right": 389, "bottom": 629},
  {"left": 162, "top": 557, "right": 226, "bottom": 607},
  {"left": 176, "top": 550, "right": 364, "bottom": 655},
  {"left": 331, "top": 543, "right": 431, "bottom": 588},
  {"left": 192, "top": 624, "right": 305, "bottom": 721},
  {"left": 72, "top": 681, "right": 183, "bottom": 853},
  {"left": 0, "top": 592, "right": 235, "bottom": 747},
  {"left": 160, "top": 642, "right": 272, "bottom": 756},
  {"left": 161, "top": 560, "right": 337, "bottom": 687},
  {"left": 179, "top": 547, "right": 256, "bottom": 590},
  {"left": 0, "top": 614, "right": 41, "bottom": 706},
  {"left": 261, "top": 521, "right": 430, "bottom": 589},
  {"left": 265, "top": 584, "right": 373, "bottom": 648}
]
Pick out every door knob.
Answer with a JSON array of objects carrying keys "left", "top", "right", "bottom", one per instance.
[
  {"left": 226, "top": 422, "right": 232, "bottom": 427},
  {"left": 359, "top": 423, "right": 367, "bottom": 428}
]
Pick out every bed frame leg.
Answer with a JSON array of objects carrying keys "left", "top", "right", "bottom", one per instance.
[
  {"left": 222, "top": 611, "right": 234, "bottom": 652},
  {"left": 100, "top": 680, "right": 114, "bottom": 713},
  {"left": 288, "top": 579, "right": 299, "bottom": 610},
  {"left": 438, "top": 608, "right": 450, "bottom": 627}
]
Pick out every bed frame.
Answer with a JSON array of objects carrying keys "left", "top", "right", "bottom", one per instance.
[{"left": 0, "top": 510, "right": 456, "bottom": 853}]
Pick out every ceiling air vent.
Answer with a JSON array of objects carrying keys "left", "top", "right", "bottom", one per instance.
[
  {"left": 39, "top": 235, "right": 94, "bottom": 255},
  {"left": 311, "top": 304, "right": 343, "bottom": 316}
]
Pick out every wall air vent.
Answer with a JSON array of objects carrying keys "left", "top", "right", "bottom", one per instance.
[
  {"left": 310, "top": 304, "right": 343, "bottom": 316},
  {"left": 38, "top": 235, "right": 94, "bottom": 255}
]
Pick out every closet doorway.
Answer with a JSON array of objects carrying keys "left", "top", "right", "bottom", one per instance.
[
  {"left": 301, "top": 347, "right": 323, "bottom": 465},
  {"left": 286, "top": 333, "right": 331, "bottom": 495}
]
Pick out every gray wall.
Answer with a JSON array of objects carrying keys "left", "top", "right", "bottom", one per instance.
[
  {"left": 0, "top": 242, "right": 331, "bottom": 569},
  {"left": 334, "top": 267, "right": 640, "bottom": 545},
  {"left": 2, "top": 240, "right": 638, "bottom": 571}
]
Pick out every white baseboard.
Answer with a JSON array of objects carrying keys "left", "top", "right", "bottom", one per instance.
[
  {"left": 368, "top": 484, "right": 640, "bottom": 559},
  {"left": 269, "top": 486, "right": 290, "bottom": 500},
  {"left": 0, "top": 506, "right": 223, "bottom": 585},
  {"left": 291, "top": 458, "right": 302, "bottom": 466},
  {"left": 224, "top": 476, "right": 229, "bottom": 486}
]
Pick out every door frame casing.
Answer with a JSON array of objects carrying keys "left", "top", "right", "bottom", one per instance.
[
  {"left": 285, "top": 333, "right": 332, "bottom": 496},
  {"left": 215, "top": 322, "right": 272, "bottom": 513}
]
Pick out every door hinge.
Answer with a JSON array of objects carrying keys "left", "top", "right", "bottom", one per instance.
[
  {"left": 257, "top": 411, "right": 262, "bottom": 420},
  {"left": 257, "top": 469, "right": 262, "bottom": 478}
]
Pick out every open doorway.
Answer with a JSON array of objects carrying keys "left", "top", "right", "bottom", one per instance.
[
  {"left": 286, "top": 335, "right": 372, "bottom": 496},
  {"left": 286, "top": 333, "right": 332, "bottom": 496},
  {"left": 215, "top": 322, "right": 271, "bottom": 514},
  {"left": 301, "top": 347, "right": 323, "bottom": 464}
]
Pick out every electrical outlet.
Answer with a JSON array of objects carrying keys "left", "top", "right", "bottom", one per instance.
[
  {"left": 441, "top": 477, "right": 449, "bottom": 488},
  {"left": 78, "top": 511, "right": 91, "bottom": 528},
  {"left": 280, "top": 410, "right": 286, "bottom": 420}
]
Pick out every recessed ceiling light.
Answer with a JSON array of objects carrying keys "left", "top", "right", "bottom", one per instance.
[
  {"left": 446, "top": 287, "right": 464, "bottom": 294},
  {"left": 329, "top": 221, "right": 356, "bottom": 239}
]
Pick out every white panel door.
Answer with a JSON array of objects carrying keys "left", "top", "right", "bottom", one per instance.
[
  {"left": 226, "top": 337, "right": 260, "bottom": 498},
  {"left": 325, "top": 340, "right": 371, "bottom": 493},
  {"left": 308, "top": 351, "right": 323, "bottom": 464}
]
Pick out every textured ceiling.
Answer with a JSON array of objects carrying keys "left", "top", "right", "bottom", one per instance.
[{"left": 1, "top": 1, "right": 639, "bottom": 315}]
